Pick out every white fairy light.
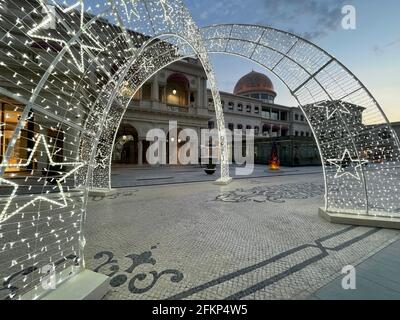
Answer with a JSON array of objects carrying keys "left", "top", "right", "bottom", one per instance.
[
  {"left": 0, "top": 0, "right": 398, "bottom": 301},
  {"left": 327, "top": 148, "right": 369, "bottom": 181},
  {"left": 27, "top": 0, "right": 104, "bottom": 73}
]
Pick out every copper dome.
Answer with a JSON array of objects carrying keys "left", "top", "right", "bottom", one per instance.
[{"left": 233, "top": 71, "right": 276, "bottom": 97}]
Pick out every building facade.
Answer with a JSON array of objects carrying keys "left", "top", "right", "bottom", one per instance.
[{"left": 114, "top": 66, "right": 319, "bottom": 166}]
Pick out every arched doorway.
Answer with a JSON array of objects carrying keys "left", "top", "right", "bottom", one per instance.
[{"left": 113, "top": 124, "right": 139, "bottom": 164}]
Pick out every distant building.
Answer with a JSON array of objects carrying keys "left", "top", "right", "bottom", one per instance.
[
  {"left": 207, "top": 71, "right": 319, "bottom": 166},
  {"left": 116, "top": 67, "right": 320, "bottom": 166}
]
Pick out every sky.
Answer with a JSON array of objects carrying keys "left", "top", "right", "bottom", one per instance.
[{"left": 183, "top": 0, "right": 400, "bottom": 122}]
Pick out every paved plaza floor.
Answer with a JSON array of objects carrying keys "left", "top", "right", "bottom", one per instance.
[
  {"left": 84, "top": 166, "right": 400, "bottom": 300},
  {"left": 111, "top": 164, "right": 322, "bottom": 187}
]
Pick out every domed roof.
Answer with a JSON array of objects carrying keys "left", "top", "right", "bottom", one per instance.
[{"left": 233, "top": 70, "right": 276, "bottom": 96}]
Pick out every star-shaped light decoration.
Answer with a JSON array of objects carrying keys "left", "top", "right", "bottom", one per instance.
[
  {"left": 159, "top": 0, "right": 174, "bottom": 24},
  {"left": 94, "top": 148, "right": 109, "bottom": 169},
  {"left": 327, "top": 148, "right": 368, "bottom": 181},
  {"left": 140, "top": 56, "right": 155, "bottom": 74},
  {"left": 122, "top": 0, "right": 140, "bottom": 21},
  {"left": 27, "top": 0, "right": 104, "bottom": 73},
  {"left": 0, "top": 134, "right": 84, "bottom": 223},
  {"left": 314, "top": 100, "right": 351, "bottom": 120}
]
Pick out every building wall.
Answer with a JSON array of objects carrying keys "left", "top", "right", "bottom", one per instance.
[{"left": 207, "top": 90, "right": 313, "bottom": 138}]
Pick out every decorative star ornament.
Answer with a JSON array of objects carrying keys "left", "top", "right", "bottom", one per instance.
[
  {"left": 159, "top": 0, "right": 174, "bottom": 24},
  {"left": 0, "top": 134, "right": 85, "bottom": 223},
  {"left": 94, "top": 148, "right": 109, "bottom": 169},
  {"left": 314, "top": 101, "right": 351, "bottom": 120},
  {"left": 27, "top": 0, "right": 104, "bottom": 73},
  {"left": 327, "top": 148, "right": 368, "bottom": 180},
  {"left": 122, "top": 0, "right": 140, "bottom": 21}
]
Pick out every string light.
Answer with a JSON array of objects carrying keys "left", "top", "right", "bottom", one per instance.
[{"left": 0, "top": 1, "right": 397, "bottom": 301}]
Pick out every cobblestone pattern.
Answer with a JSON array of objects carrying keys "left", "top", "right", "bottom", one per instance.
[{"left": 84, "top": 173, "right": 400, "bottom": 300}]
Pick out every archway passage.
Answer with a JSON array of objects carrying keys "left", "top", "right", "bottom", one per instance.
[
  {"left": 0, "top": 0, "right": 399, "bottom": 301},
  {"left": 92, "top": 24, "right": 400, "bottom": 220},
  {"left": 0, "top": 0, "right": 229, "bottom": 300},
  {"left": 113, "top": 124, "right": 139, "bottom": 164},
  {"left": 199, "top": 24, "right": 400, "bottom": 217}
]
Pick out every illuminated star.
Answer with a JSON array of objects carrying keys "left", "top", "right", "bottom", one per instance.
[
  {"left": 94, "top": 149, "right": 109, "bottom": 169},
  {"left": 140, "top": 56, "right": 155, "bottom": 73},
  {"left": 159, "top": 0, "right": 174, "bottom": 24},
  {"left": 28, "top": 0, "right": 104, "bottom": 73},
  {"left": 314, "top": 101, "right": 351, "bottom": 120},
  {"left": 122, "top": 0, "right": 140, "bottom": 20},
  {"left": 327, "top": 148, "right": 368, "bottom": 180},
  {"left": 0, "top": 134, "right": 84, "bottom": 223}
]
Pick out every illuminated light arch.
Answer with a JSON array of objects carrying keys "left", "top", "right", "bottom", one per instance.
[
  {"left": 0, "top": 0, "right": 228, "bottom": 300},
  {"left": 93, "top": 24, "right": 400, "bottom": 221},
  {"left": 198, "top": 24, "right": 400, "bottom": 218},
  {"left": 0, "top": 1, "right": 399, "bottom": 301}
]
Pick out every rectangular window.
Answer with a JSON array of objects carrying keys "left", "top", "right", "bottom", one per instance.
[
  {"left": 254, "top": 106, "right": 259, "bottom": 114},
  {"left": 271, "top": 110, "right": 279, "bottom": 120},
  {"left": 246, "top": 105, "right": 252, "bottom": 113},
  {"left": 251, "top": 93, "right": 259, "bottom": 99},
  {"left": 261, "top": 107, "right": 270, "bottom": 119},
  {"left": 237, "top": 103, "right": 243, "bottom": 111},
  {"left": 1, "top": 102, "right": 32, "bottom": 172},
  {"left": 295, "top": 114, "right": 299, "bottom": 121},
  {"left": 228, "top": 123, "right": 234, "bottom": 131},
  {"left": 228, "top": 102, "right": 234, "bottom": 110}
]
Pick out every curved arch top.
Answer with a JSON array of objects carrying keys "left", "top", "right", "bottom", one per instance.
[
  {"left": 199, "top": 23, "right": 400, "bottom": 216},
  {"left": 0, "top": 0, "right": 228, "bottom": 300},
  {"left": 92, "top": 23, "right": 400, "bottom": 217},
  {"left": 0, "top": 1, "right": 399, "bottom": 300}
]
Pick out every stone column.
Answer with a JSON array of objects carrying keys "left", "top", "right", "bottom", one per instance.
[
  {"left": 196, "top": 76, "right": 201, "bottom": 108},
  {"left": 138, "top": 139, "right": 143, "bottom": 165},
  {"left": 203, "top": 78, "right": 208, "bottom": 109},
  {"left": 279, "top": 125, "right": 282, "bottom": 137},
  {"left": 151, "top": 75, "right": 159, "bottom": 102}
]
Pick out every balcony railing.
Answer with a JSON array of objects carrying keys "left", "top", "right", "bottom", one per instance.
[{"left": 166, "top": 104, "right": 189, "bottom": 113}]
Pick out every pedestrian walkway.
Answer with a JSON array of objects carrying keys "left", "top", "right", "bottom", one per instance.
[
  {"left": 111, "top": 164, "right": 322, "bottom": 188},
  {"left": 312, "top": 239, "right": 400, "bottom": 300},
  {"left": 84, "top": 172, "right": 400, "bottom": 300}
]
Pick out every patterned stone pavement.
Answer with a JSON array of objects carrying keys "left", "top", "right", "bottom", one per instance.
[{"left": 84, "top": 173, "right": 400, "bottom": 300}]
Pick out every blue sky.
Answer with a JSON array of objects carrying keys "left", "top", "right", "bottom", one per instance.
[{"left": 184, "top": 0, "right": 400, "bottom": 121}]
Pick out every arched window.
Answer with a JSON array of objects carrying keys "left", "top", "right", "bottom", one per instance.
[{"left": 166, "top": 73, "right": 190, "bottom": 107}]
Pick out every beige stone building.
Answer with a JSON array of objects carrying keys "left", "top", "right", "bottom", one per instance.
[{"left": 114, "top": 62, "right": 315, "bottom": 166}]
